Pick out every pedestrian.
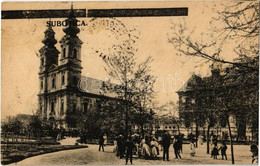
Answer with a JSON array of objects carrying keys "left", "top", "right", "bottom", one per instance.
[
  {"left": 190, "top": 139, "right": 196, "bottom": 156},
  {"left": 125, "top": 136, "right": 135, "bottom": 165},
  {"left": 173, "top": 136, "right": 182, "bottom": 159},
  {"left": 113, "top": 140, "right": 117, "bottom": 153},
  {"left": 212, "top": 142, "right": 219, "bottom": 159},
  {"left": 117, "top": 135, "right": 124, "bottom": 158},
  {"left": 99, "top": 134, "right": 104, "bottom": 152},
  {"left": 104, "top": 134, "right": 108, "bottom": 146},
  {"left": 219, "top": 141, "right": 227, "bottom": 160},
  {"left": 158, "top": 136, "right": 162, "bottom": 151},
  {"left": 150, "top": 137, "right": 159, "bottom": 158},
  {"left": 162, "top": 133, "right": 171, "bottom": 161},
  {"left": 142, "top": 137, "right": 151, "bottom": 159},
  {"left": 210, "top": 135, "right": 214, "bottom": 158},
  {"left": 199, "top": 135, "right": 203, "bottom": 145},
  {"left": 250, "top": 144, "right": 258, "bottom": 164}
]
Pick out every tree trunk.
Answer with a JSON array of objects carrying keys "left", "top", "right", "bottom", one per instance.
[
  {"left": 125, "top": 99, "right": 128, "bottom": 140},
  {"left": 141, "top": 123, "right": 144, "bottom": 138},
  {"left": 177, "top": 123, "right": 181, "bottom": 135},
  {"left": 226, "top": 115, "right": 235, "bottom": 164},
  {"left": 195, "top": 123, "right": 199, "bottom": 148},
  {"left": 207, "top": 124, "right": 210, "bottom": 154}
]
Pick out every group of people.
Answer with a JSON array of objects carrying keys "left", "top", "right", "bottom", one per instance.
[
  {"left": 210, "top": 135, "right": 228, "bottom": 160},
  {"left": 111, "top": 133, "right": 184, "bottom": 164},
  {"left": 99, "top": 133, "right": 258, "bottom": 165}
]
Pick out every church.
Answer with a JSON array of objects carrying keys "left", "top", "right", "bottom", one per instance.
[{"left": 37, "top": 7, "right": 114, "bottom": 129}]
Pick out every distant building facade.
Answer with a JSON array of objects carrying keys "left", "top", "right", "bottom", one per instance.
[{"left": 177, "top": 63, "right": 258, "bottom": 141}]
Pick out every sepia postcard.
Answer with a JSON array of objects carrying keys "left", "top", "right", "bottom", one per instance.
[{"left": 1, "top": 1, "right": 259, "bottom": 165}]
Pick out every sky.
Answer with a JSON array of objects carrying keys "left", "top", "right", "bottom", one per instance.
[{"left": 1, "top": 1, "right": 242, "bottom": 119}]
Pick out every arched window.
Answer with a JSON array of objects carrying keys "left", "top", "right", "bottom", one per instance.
[
  {"left": 73, "top": 48, "right": 77, "bottom": 59},
  {"left": 83, "top": 99, "right": 90, "bottom": 113},
  {"left": 52, "top": 78, "right": 55, "bottom": 88},
  {"left": 61, "top": 75, "right": 65, "bottom": 85},
  {"left": 41, "top": 58, "right": 44, "bottom": 66},
  {"left": 51, "top": 101, "right": 55, "bottom": 115},
  {"left": 73, "top": 76, "right": 77, "bottom": 85},
  {"left": 83, "top": 103, "right": 88, "bottom": 113},
  {"left": 63, "top": 48, "right": 66, "bottom": 58},
  {"left": 39, "top": 103, "right": 42, "bottom": 114},
  {"left": 73, "top": 103, "right": 76, "bottom": 113},
  {"left": 40, "top": 80, "right": 43, "bottom": 90},
  {"left": 60, "top": 100, "right": 64, "bottom": 116}
]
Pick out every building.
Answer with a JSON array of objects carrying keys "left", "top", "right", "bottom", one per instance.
[
  {"left": 176, "top": 63, "right": 258, "bottom": 141},
  {"left": 37, "top": 7, "right": 115, "bottom": 129}
]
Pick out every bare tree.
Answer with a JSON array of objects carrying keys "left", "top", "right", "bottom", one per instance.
[
  {"left": 168, "top": 2, "right": 259, "bottom": 72},
  {"left": 99, "top": 35, "right": 156, "bottom": 138},
  {"left": 132, "top": 56, "right": 156, "bottom": 137}
]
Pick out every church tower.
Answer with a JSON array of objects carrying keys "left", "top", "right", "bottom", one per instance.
[
  {"left": 38, "top": 5, "right": 91, "bottom": 129},
  {"left": 59, "top": 5, "right": 83, "bottom": 91},
  {"left": 38, "top": 25, "right": 59, "bottom": 119}
]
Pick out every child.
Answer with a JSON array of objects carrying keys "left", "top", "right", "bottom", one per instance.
[
  {"left": 219, "top": 141, "right": 227, "bottom": 160},
  {"left": 212, "top": 142, "right": 219, "bottom": 159}
]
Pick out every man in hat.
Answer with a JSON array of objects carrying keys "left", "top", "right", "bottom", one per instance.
[
  {"left": 162, "top": 133, "right": 171, "bottom": 161},
  {"left": 98, "top": 134, "right": 105, "bottom": 152},
  {"left": 250, "top": 144, "right": 258, "bottom": 164},
  {"left": 125, "top": 136, "right": 135, "bottom": 165}
]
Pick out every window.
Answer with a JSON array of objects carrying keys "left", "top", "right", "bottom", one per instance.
[
  {"left": 73, "top": 103, "right": 76, "bottom": 113},
  {"left": 50, "top": 101, "right": 55, "bottom": 115},
  {"left": 39, "top": 103, "right": 42, "bottom": 114},
  {"left": 52, "top": 78, "right": 56, "bottom": 88},
  {"left": 73, "top": 48, "right": 77, "bottom": 59},
  {"left": 63, "top": 48, "right": 66, "bottom": 58},
  {"left": 83, "top": 102, "right": 88, "bottom": 113},
  {"left": 73, "top": 76, "right": 77, "bottom": 85},
  {"left": 60, "top": 100, "right": 64, "bottom": 116},
  {"left": 41, "top": 58, "right": 44, "bottom": 66},
  {"left": 40, "top": 80, "right": 43, "bottom": 90},
  {"left": 61, "top": 75, "right": 65, "bottom": 85}
]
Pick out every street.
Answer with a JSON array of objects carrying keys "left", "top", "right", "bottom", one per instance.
[{"left": 16, "top": 143, "right": 252, "bottom": 165}]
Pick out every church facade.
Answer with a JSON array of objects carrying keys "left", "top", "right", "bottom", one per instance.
[{"left": 37, "top": 8, "right": 112, "bottom": 129}]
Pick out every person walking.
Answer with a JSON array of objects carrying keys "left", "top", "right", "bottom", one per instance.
[
  {"left": 125, "top": 137, "right": 135, "bottom": 165},
  {"left": 99, "top": 134, "right": 104, "bottom": 152},
  {"left": 219, "top": 141, "right": 227, "bottom": 160},
  {"left": 117, "top": 135, "right": 124, "bottom": 158},
  {"left": 173, "top": 136, "right": 182, "bottom": 159},
  {"left": 162, "top": 133, "right": 171, "bottom": 161}
]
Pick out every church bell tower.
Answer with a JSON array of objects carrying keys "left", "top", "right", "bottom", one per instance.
[
  {"left": 59, "top": 5, "right": 83, "bottom": 90},
  {"left": 38, "top": 25, "right": 59, "bottom": 118}
]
